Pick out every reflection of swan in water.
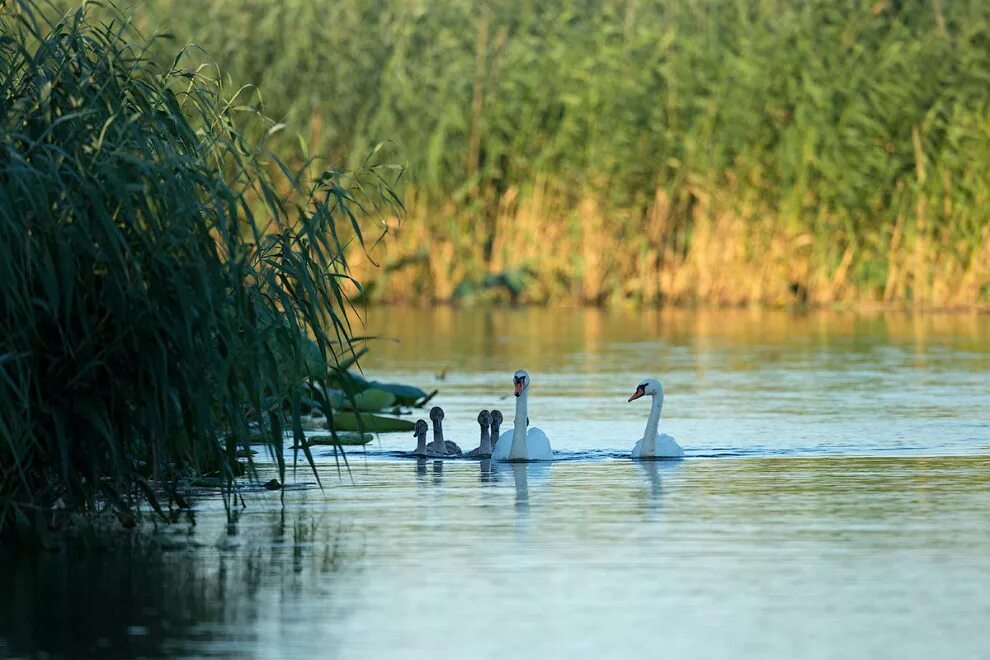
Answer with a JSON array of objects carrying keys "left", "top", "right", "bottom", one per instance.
[
  {"left": 414, "top": 457, "right": 428, "bottom": 478},
  {"left": 479, "top": 459, "right": 495, "bottom": 484},
  {"left": 492, "top": 370, "right": 552, "bottom": 462},
  {"left": 638, "top": 459, "right": 661, "bottom": 501},
  {"left": 432, "top": 459, "right": 443, "bottom": 486},
  {"left": 627, "top": 378, "right": 684, "bottom": 460},
  {"left": 466, "top": 410, "right": 494, "bottom": 458},
  {"left": 491, "top": 461, "right": 552, "bottom": 511},
  {"left": 428, "top": 407, "right": 462, "bottom": 456},
  {"left": 511, "top": 464, "right": 530, "bottom": 510}
]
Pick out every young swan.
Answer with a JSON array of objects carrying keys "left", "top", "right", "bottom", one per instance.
[
  {"left": 428, "top": 406, "right": 462, "bottom": 456},
  {"left": 627, "top": 378, "right": 684, "bottom": 459},
  {"left": 490, "top": 410, "right": 503, "bottom": 441},
  {"left": 466, "top": 410, "right": 494, "bottom": 458},
  {"left": 410, "top": 419, "right": 430, "bottom": 457}
]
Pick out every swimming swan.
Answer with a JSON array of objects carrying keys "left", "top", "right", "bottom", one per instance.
[
  {"left": 490, "top": 409, "right": 503, "bottom": 441},
  {"left": 466, "top": 410, "right": 494, "bottom": 458},
  {"left": 492, "top": 370, "right": 553, "bottom": 462},
  {"left": 428, "top": 406, "right": 462, "bottom": 456},
  {"left": 627, "top": 378, "right": 683, "bottom": 460},
  {"left": 410, "top": 419, "right": 430, "bottom": 456}
]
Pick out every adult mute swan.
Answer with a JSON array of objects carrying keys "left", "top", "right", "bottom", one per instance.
[
  {"left": 428, "top": 406, "right": 462, "bottom": 456},
  {"left": 466, "top": 410, "right": 494, "bottom": 458},
  {"left": 492, "top": 370, "right": 553, "bottom": 462},
  {"left": 628, "top": 378, "right": 684, "bottom": 459}
]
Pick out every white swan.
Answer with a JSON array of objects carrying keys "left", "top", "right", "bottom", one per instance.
[
  {"left": 492, "top": 370, "right": 553, "bottom": 462},
  {"left": 628, "top": 378, "right": 684, "bottom": 459}
]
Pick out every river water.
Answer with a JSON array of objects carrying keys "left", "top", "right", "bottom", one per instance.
[{"left": 2, "top": 308, "right": 988, "bottom": 659}]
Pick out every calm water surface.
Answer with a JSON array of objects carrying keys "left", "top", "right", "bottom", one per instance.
[{"left": 2, "top": 308, "right": 989, "bottom": 659}]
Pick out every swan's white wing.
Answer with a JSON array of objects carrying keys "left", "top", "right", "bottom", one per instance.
[
  {"left": 631, "top": 438, "right": 644, "bottom": 458},
  {"left": 492, "top": 428, "right": 513, "bottom": 461},
  {"left": 526, "top": 427, "right": 553, "bottom": 461},
  {"left": 654, "top": 433, "right": 684, "bottom": 458}
]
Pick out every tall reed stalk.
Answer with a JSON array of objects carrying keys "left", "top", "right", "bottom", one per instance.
[
  {"left": 0, "top": 0, "right": 400, "bottom": 541},
  {"left": 134, "top": 0, "right": 990, "bottom": 308}
]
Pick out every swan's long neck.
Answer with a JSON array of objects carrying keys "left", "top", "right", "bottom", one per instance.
[
  {"left": 432, "top": 421, "right": 444, "bottom": 448},
  {"left": 509, "top": 391, "right": 529, "bottom": 460},
  {"left": 642, "top": 393, "right": 663, "bottom": 454},
  {"left": 480, "top": 426, "right": 492, "bottom": 454},
  {"left": 415, "top": 432, "right": 427, "bottom": 454}
]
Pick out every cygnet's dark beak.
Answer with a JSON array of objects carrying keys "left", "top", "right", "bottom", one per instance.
[
  {"left": 628, "top": 386, "right": 645, "bottom": 402},
  {"left": 514, "top": 379, "right": 524, "bottom": 397}
]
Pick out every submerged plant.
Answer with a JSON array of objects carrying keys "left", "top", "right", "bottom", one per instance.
[{"left": 0, "top": 0, "right": 402, "bottom": 541}]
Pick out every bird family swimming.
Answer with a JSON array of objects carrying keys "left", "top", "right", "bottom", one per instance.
[{"left": 406, "top": 370, "right": 681, "bottom": 461}]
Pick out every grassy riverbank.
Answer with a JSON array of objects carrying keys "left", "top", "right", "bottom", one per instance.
[
  {"left": 0, "top": 0, "right": 399, "bottom": 540},
  {"left": 133, "top": 0, "right": 990, "bottom": 308}
]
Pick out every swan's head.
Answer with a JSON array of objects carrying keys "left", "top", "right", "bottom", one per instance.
[
  {"left": 513, "top": 370, "right": 530, "bottom": 397},
  {"left": 413, "top": 419, "right": 429, "bottom": 437},
  {"left": 429, "top": 406, "right": 445, "bottom": 423},
  {"left": 628, "top": 378, "right": 664, "bottom": 402},
  {"left": 490, "top": 409, "right": 503, "bottom": 427},
  {"left": 477, "top": 409, "right": 492, "bottom": 428}
]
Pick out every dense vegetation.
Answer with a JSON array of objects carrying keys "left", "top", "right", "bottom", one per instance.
[
  {"left": 0, "top": 0, "right": 399, "bottom": 541},
  {"left": 134, "top": 0, "right": 990, "bottom": 308}
]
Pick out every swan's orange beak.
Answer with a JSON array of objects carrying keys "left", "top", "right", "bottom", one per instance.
[
  {"left": 514, "top": 379, "right": 524, "bottom": 397},
  {"left": 627, "top": 387, "right": 645, "bottom": 402}
]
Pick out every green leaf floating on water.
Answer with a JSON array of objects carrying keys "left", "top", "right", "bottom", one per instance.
[
  {"left": 303, "top": 432, "right": 372, "bottom": 446},
  {"left": 342, "top": 387, "right": 396, "bottom": 411},
  {"left": 329, "top": 412, "right": 415, "bottom": 432},
  {"left": 368, "top": 381, "right": 429, "bottom": 406}
]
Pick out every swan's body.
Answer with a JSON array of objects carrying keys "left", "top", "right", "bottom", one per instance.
[
  {"left": 631, "top": 434, "right": 682, "bottom": 459},
  {"left": 466, "top": 410, "right": 494, "bottom": 458},
  {"left": 427, "top": 406, "right": 462, "bottom": 457},
  {"left": 492, "top": 370, "right": 553, "bottom": 462},
  {"left": 628, "top": 378, "right": 683, "bottom": 460}
]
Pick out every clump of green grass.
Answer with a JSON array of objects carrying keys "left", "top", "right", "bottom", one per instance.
[{"left": 0, "top": 0, "right": 401, "bottom": 541}]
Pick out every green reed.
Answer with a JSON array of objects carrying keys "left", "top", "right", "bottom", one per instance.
[
  {"left": 0, "top": 0, "right": 401, "bottom": 541},
  {"left": 128, "top": 0, "right": 990, "bottom": 307}
]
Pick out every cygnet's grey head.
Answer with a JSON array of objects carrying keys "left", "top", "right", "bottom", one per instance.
[
  {"left": 512, "top": 369, "right": 530, "bottom": 397},
  {"left": 413, "top": 419, "right": 429, "bottom": 436},
  {"left": 628, "top": 378, "right": 663, "bottom": 402},
  {"left": 477, "top": 410, "right": 492, "bottom": 428},
  {"left": 429, "top": 406, "right": 445, "bottom": 423},
  {"left": 490, "top": 410, "right": 503, "bottom": 427}
]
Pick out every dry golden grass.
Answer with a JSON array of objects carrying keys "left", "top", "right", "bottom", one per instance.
[{"left": 348, "top": 185, "right": 990, "bottom": 311}]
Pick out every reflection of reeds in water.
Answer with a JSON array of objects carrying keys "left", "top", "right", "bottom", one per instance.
[{"left": 364, "top": 305, "right": 990, "bottom": 379}]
